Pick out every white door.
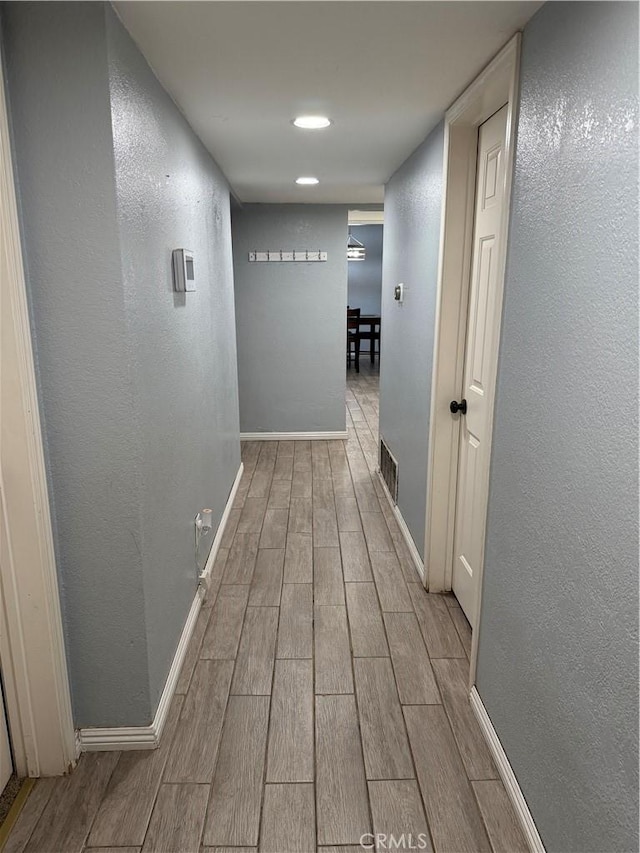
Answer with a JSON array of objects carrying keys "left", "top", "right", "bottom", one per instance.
[
  {"left": 451, "top": 104, "right": 508, "bottom": 627},
  {"left": 0, "top": 678, "right": 12, "bottom": 792}
]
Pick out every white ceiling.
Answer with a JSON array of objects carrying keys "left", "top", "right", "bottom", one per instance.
[{"left": 114, "top": 1, "right": 541, "bottom": 204}]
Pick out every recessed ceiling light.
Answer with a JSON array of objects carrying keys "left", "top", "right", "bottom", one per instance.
[
  {"left": 293, "top": 115, "right": 332, "bottom": 130},
  {"left": 295, "top": 176, "right": 319, "bottom": 185}
]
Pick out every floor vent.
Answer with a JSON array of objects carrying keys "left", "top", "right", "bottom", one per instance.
[{"left": 380, "top": 437, "right": 399, "bottom": 504}]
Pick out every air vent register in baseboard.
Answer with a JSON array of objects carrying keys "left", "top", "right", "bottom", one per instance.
[{"left": 380, "top": 437, "right": 398, "bottom": 504}]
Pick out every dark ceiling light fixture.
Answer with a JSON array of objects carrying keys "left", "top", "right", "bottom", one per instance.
[{"left": 347, "top": 231, "right": 365, "bottom": 261}]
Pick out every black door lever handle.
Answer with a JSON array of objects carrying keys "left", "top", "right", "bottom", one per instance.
[{"left": 450, "top": 399, "right": 467, "bottom": 415}]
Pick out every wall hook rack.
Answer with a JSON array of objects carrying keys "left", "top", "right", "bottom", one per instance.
[{"left": 248, "top": 250, "right": 327, "bottom": 262}]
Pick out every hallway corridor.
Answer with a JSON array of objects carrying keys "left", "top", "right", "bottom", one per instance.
[
  {"left": 4, "top": 369, "right": 527, "bottom": 853},
  {"left": 0, "top": 1, "right": 635, "bottom": 849},
  {"left": 346, "top": 360, "right": 380, "bottom": 476}
]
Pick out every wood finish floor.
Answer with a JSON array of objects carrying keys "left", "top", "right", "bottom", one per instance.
[{"left": 5, "top": 364, "right": 528, "bottom": 853}]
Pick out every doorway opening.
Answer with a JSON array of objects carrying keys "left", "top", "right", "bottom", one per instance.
[{"left": 346, "top": 209, "right": 383, "bottom": 468}]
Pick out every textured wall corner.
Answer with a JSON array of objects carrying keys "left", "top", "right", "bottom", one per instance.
[
  {"left": 2, "top": 1, "right": 151, "bottom": 728},
  {"left": 2, "top": 1, "right": 242, "bottom": 728}
]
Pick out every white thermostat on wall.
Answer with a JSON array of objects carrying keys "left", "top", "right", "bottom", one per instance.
[{"left": 172, "top": 249, "right": 196, "bottom": 292}]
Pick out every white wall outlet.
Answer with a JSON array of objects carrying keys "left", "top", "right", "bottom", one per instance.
[
  {"left": 195, "top": 508, "right": 213, "bottom": 534},
  {"left": 394, "top": 282, "right": 405, "bottom": 303}
]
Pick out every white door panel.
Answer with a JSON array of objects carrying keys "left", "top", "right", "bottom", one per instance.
[{"left": 452, "top": 105, "right": 508, "bottom": 626}]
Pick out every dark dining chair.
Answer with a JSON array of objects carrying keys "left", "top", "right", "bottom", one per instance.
[
  {"left": 358, "top": 319, "right": 381, "bottom": 364},
  {"left": 347, "top": 307, "right": 361, "bottom": 373}
]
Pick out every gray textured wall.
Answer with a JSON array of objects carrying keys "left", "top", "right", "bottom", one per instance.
[
  {"left": 3, "top": 2, "right": 240, "bottom": 727},
  {"left": 106, "top": 7, "right": 241, "bottom": 709},
  {"left": 233, "top": 204, "right": 348, "bottom": 434},
  {"left": 347, "top": 225, "right": 383, "bottom": 351},
  {"left": 476, "top": 4, "right": 639, "bottom": 851},
  {"left": 379, "top": 125, "right": 444, "bottom": 558}
]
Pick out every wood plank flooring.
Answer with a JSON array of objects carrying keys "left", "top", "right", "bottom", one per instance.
[{"left": 7, "top": 362, "right": 526, "bottom": 853}]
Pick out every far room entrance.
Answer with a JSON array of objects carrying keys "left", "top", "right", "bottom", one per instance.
[{"left": 346, "top": 208, "right": 383, "bottom": 472}]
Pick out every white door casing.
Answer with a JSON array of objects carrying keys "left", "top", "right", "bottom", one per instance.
[
  {"left": 421, "top": 39, "right": 542, "bottom": 849},
  {"left": 0, "top": 42, "right": 76, "bottom": 776},
  {"left": 424, "top": 34, "right": 520, "bottom": 684},
  {"left": 451, "top": 105, "right": 508, "bottom": 626}
]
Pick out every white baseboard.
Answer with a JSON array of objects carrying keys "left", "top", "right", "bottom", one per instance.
[
  {"left": 78, "top": 587, "right": 203, "bottom": 751},
  {"left": 470, "top": 687, "right": 545, "bottom": 853},
  {"left": 199, "top": 461, "right": 244, "bottom": 587},
  {"left": 78, "top": 462, "right": 244, "bottom": 752},
  {"left": 375, "top": 469, "right": 425, "bottom": 582},
  {"left": 240, "top": 431, "right": 348, "bottom": 441}
]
